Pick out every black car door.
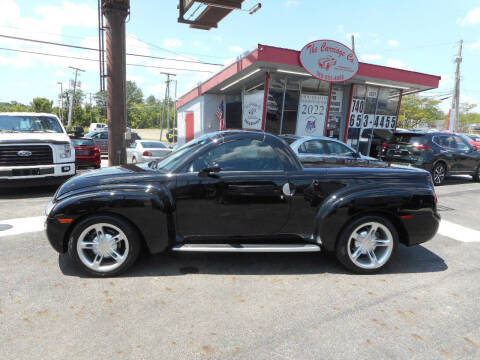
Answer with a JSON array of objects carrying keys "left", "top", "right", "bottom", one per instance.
[
  {"left": 453, "top": 135, "right": 478, "bottom": 171},
  {"left": 175, "top": 138, "right": 290, "bottom": 238}
]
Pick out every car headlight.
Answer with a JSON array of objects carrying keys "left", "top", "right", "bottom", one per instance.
[
  {"left": 45, "top": 199, "right": 55, "bottom": 216},
  {"left": 56, "top": 144, "right": 74, "bottom": 159}
]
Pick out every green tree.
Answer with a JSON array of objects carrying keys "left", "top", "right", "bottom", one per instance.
[
  {"left": 458, "top": 103, "right": 480, "bottom": 132},
  {"left": 94, "top": 90, "right": 107, "bottom": 118},
  {"left": 398, "top": 94, "right": 444, "bottom": 129},
  {"left": 126, "top": 81, "right": 143, "bottom": 104},
  {"left": 31, "top": 97, "right": 53, "bottom": 113},
  {"left": 0, "top": 101, "right": 31, "bottom": 112}
]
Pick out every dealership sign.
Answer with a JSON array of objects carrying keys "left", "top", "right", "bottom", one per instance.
[{"left": 299, "top": 40, "right": 358, "bottom": 83}]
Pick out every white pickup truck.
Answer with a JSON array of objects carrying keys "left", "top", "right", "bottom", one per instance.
[{"left": 0, "top": 112, "right": 75, "bottom": 187}]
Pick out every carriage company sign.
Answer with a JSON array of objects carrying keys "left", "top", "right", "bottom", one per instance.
[{"left": 299, "top": 40, "right": 359, "bottom": 83}]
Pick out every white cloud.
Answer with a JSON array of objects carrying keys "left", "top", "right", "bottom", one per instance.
[
  {"left": 146, "top": 83, "right": 166, "bottom": 97},
  {"left": 345, "top": 32, "right": 360, "bottom": 40},
  {"left": 127, "top": 75, "right": 145, "bottom": 84},
  {"left": 229, "top": 45, "right": 244, "bottom": 53},
  {"left": 457, "top": 8, "right": 480, "bottom": 26},
  {"left": 439, "top": 74, "right": 452, "bottom": 87},
  {"left": 386, "top": 58, "right": 409, "bottom": 69},
  {"left": 163, "top": 39, "right": 182, "bottom": 49},
  {"left": 469, "top": 40, "right": 480, "bottom": 49},
  {"left": 387, "top": 39, "right": 400, "bottom": 47},
  {"left": 284, "top": 1, "right": 300, "bottom": 7},
  {"left": 359, "top": 54, "right": 382, "bottom": 61},
  {"left": 34, "top": 1, "right": 97, "bottom": 28}
]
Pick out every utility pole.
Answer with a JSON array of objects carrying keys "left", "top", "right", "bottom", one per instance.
[
  {"left": 57, "top": 82, "right": 63, "bottom": 124},
  {"left": 67, "top": 66, "right": 85, "bottom": 128},
  {"left": 160, "top": 74, "right": 171, "bottom": 142},
  {"left": 174, "top": 79, "right": 177, "bottom": 143},
  {"left": 102, "top": 0, "right": 129, "bottom": 166},
  {"left": 449, "top": 40, "right": 463, "bottom": 132}
]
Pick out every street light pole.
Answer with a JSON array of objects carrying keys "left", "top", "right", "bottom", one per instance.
[
  {"left": 67, "top": 66, "right": 84, "bottom": 128},
  {"left": 102, "top": 0, "right": 129, "bottom": 166}
]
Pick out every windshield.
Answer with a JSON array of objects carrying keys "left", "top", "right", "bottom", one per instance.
[
  {"left": 153, "top": 135, "right": 212, "bottom": 172},
  {"left": 141, "top": 141, "right": 166, "bottom": 148},
  {"left": 0, "top": 115, "right": 63, "bottom": 133},
  {"left": 71, "top": 138, "right": 94, "bottom": 146}
]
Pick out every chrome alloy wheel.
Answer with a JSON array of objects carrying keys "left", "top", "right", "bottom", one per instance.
[
  {"left": 433, "top": 164, "right": 445, "bottom": 185},
  {"left": 347, "top": 222, "right": 394, "bottom": 270},
  {"left": 76, "top": 223, "right": 129, "bottom": 273}
]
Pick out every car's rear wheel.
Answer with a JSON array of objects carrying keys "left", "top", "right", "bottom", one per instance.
[
  {"left": 473, "top": 163, "right": 480, "bottom": 182},
  {"left": 335, "top": 216, "right": 398, "bottom": 274},
  {"left": 68, "top": 215, "right": 141, "bottom": 277},
  {"left": 431, "top": 162, "right": 446, "bottom": 186}
]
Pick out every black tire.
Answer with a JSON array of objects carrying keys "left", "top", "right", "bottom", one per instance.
[
  {"left": 335, "top": 215, "right": 399, "bottom": 274},
  {"left": 132, "top": 156, "right": 137, "bottom": 164},
  {"left": 68, "top": 215, "right": 141, "bottom": 277},
  {"left": 94, "top": 164, "right": 101, "bottom": 169},
  {"left": 431, "top": 162, "right": 446, "bottom": 186},
  {"left": 473, "top": 163, "right": 480, "bottom": 182}
]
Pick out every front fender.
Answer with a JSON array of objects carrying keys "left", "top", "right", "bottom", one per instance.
[
  {"left": 47, "top": 183, "right": 174, "bottom": 254},
  {"left": 315, "top": 184, "right": 436, "bottom": 251}
]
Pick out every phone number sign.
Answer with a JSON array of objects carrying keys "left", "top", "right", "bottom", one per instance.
[
  {"left": 300, "top": 40, "right": 359, "bottom": 83},
  {"left": 349, "top": 98, "right": 397, "bottom": 130}
]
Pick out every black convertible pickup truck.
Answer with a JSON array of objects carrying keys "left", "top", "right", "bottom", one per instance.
[{"left": 45, "top": 131, "right": 440, "bottom": 277}]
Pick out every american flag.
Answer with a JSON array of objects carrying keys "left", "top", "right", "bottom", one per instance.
[{"left": 216, "top": 100, "right": 224, "bottom": 130}]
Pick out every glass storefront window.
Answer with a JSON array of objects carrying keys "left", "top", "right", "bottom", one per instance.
[
  {"left": 346, "top": 84, "right": 402, "bottom": 156},
  {"left": 326, "top": 85, "right": 345, "bottom": 139},
  {"left": 265, "top": 75, "right": 284, "bottom": 135}
]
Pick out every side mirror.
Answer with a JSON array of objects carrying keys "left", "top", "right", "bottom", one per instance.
[{"left": 198, "top": 165, "right": 221, "bottom": 177}]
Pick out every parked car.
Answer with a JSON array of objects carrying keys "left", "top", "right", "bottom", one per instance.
[
  {"left": 382, "top": 131, "right": 480, "bottom": 185},
  {"left": 85, "top": 129, "right": 141, "bottom": 154},
  {"left": 463, "top": 133, "right": 480, "bottom": 150},
  {"left": 70, "top": 137, "right": 101, "bottom": 169},
  {"left": 45, "top": 130, "right": 439, "bottom": 277},
  {"left": 283, "top": 135, "right": 383, "bottom": 167},
  {"left": 0, "top": 112, "right": 75, "bottom": 187},
  {"left": 89, "top": 123, "right": 106, "bottom": 133},
  {"left": 127, "top": 140, "right": 172, "bottom": 163}
]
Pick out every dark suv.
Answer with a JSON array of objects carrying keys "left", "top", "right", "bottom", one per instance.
[{"left": 382, "top": 131, "right": 480, "bottom": 185}]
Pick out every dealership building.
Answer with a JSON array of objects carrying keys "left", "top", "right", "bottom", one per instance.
[{"left": 176, "top": 41, "right": 440, "bottom": 156}]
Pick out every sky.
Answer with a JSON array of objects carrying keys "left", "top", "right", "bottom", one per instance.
[{"left": 0, "top": 0, "right": 479, "bottom": 113}]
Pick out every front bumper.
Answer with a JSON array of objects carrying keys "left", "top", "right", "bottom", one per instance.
[
  {"left": 45, "top": 216, "right": 70, "bottom": 253},
  {"left": 0, "top": 162, "right": 75, "bottom": 180}
]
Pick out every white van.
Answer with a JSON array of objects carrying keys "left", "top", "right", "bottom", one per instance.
[
  {"left": 0, "top": 112, "right": 76, "bottom": 186},
  {"left": 89, "top": 122, "right": 106, "bottom": 133}
]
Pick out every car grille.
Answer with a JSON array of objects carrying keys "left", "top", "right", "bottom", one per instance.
[{"left": 0, "top": 145, "right": 53, "bottom": 166}]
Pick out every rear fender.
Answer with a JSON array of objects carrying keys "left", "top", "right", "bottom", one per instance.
[
  {"left": 50, "top": 183, "right": 175, "bottom": 254},
  {"left": 314, "top": 184, "right": 434, "bottom": 251}
]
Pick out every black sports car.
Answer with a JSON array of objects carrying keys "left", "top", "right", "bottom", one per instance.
[{"left": 45, "top": 131, "right": 440, "bottom": 277}]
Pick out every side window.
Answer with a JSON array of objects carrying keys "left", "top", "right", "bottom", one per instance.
[
  {"left": 190, "top": 139, "right": 283, "bottom": 172},
  {"left": 100, "top": 132, "right": 108, "bottom": 140},
  {"left": 301, "top": 140, "right": 326, "bottom": 155},
  {"left": 324, "top": 141, "right": 355, "bottom": 156},
  {"left": 454, "top": 135, "right": 470, "bottom": 150},
  {"left": 129, "top": 142, "right": 137, "bottom": 149}
]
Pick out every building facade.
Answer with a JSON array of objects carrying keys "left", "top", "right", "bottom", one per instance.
[{"left": 176, "top": 42, "right": 440, "bottom": 157}]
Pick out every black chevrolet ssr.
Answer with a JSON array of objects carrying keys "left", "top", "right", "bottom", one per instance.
[{"left": 45, "top": 131, "right": 440, "bottom": 276}]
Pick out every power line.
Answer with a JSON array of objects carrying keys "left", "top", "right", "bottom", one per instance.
[
  {"left": 0, "top": 46, "right": 216, "bottom": 73},
  {"left": 0, "top": 24, "right": 229, "bottom": 60},
  {"left": 0, "top": 34, "right": 223, "bottom": 66}
]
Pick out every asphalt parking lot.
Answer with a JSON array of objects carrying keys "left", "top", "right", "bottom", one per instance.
[{"left": 0, "top": 172, "right": 479, "bottom": 360}]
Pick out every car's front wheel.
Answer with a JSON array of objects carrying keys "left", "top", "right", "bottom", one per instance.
[
  {"left": 335, "top": 216, "right": 398, "bottom": 274},
  {"left": 431, "top": 162, "right": 446, "bottom": 186},
  {"left": 68, "top": 215, "right": 141, "bottom": 277}
]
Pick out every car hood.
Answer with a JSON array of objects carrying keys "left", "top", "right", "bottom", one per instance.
[
  {"left": 54, "top": 164, "right": 165, "bottom": 199},
  {"left": 0, "top": 132, "right": 70, "bottom": 144}
]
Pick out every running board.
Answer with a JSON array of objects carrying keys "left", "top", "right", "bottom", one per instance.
[{"left": 171, "top": 243, "right": 321, "bottom": 253}]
